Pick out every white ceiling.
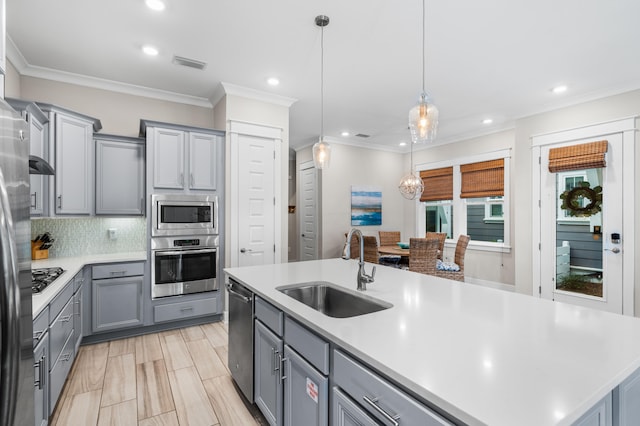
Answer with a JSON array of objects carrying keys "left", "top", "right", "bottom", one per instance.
[{"left": 7, "top": 0, "right": 640, "bottom": 152}]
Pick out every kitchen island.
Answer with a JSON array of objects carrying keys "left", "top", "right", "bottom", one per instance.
[{"left": 225, "top": 258, "right": 640, "bottom": 426}]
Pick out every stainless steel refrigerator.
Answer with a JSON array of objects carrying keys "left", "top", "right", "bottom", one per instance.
[{"left": 0, "top": 98, "right": 34, "bottom": 426}]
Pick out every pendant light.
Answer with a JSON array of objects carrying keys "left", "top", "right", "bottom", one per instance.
[
  {"left": 408, "top": 0, "right": 438, "bottom": 144},
  {"left": 313, "top": 15, "right": 331, "bottom": 169},
  {"left": 398, "top": 141, "right": 424, "bottom": 200}
]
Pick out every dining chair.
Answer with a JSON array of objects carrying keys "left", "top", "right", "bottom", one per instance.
[
  {"left": 346, "top": 233, "right": 380, "bottom": 264},
  {"left": 426, "top": 232, "right": 447, "bottom": 259},
  {"left": 408, "top": 238, "right": 440, "bottom": 275},
  {"left": 432, "top": 234, "right": 470, "bottom": 282},
  {"left": 378, "top": 231, "right": 401, "bottom": 247}
]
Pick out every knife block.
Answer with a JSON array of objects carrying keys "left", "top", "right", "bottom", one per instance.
[{"left": 31, "top": 242, "right": 49, "bottom": 260}]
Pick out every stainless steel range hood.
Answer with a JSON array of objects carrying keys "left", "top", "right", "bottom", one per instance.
[{"left": 29, "top": 155, "right": 55, "bottom": 175}]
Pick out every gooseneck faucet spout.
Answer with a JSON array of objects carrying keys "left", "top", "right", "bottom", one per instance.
[{"left": 342, "top": 228, "right": 376, "bottom": 291}]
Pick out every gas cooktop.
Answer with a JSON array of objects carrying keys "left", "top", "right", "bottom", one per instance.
[{"left": 32, "top": 267, "right": 65, "bottom": 293}]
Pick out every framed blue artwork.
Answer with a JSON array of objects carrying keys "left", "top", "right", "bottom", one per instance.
[{"left": 351, "top": 186, "right": 382, "bottom": 226}]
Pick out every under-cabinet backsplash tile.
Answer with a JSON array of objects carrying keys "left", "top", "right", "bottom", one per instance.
[{"left": 31, "top": 217, "right": 146, "bottom": 258}]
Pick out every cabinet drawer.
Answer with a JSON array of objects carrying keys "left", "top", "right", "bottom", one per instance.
[
  {"left": 49, "top": 280, "right": 73, "bottom": 320},
  {"left": 255, "top": 296, "right": 283, "bottom": 336},
  {"left": 154, "top": 296, "right": 217, "bottom": 323},
  {"left": 33, "top": 306, "right": 49, "bottom": 348},
  {"left": 285, "top": 317, "right": 329, "bottom": 375},
  {"left": 333, "top": 350, "right": 453, "bottom": 426},
  {"left": 49, "top": 298, "right": 74, "bottom": 366},
  {"left": 49, "top": 332, "right": 75, "bottom": 415},
  {"left": 92, "top": 261, "right": 144, "bottom": 279}
]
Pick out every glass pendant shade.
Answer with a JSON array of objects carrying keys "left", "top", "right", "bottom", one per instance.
[
  {"left": 312, "top": 138, "right": 331, "bottom": 169},
  {"left": 398, "top": 172, "right": 424, "bottom": 200},
  {"left": 409, "top": 92, "right": 439, "bottom": 143}
]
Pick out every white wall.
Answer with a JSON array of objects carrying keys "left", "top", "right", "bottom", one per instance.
[
  {"left": 513, "top": 89, "right": 640, "bottom": 310},
  {"left": 219, "top": 93, "right": 291, "bottom": 266},
  {"left": 16, "top": 75, "right": 216, "bottom": 136},
  {"left": 298, "top": 143, "right": 406, "bottom": 259}
]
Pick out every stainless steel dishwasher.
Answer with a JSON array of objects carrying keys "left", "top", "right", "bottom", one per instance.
[{"left": 227, "top": 279, "right": 255, "bottom": 402}]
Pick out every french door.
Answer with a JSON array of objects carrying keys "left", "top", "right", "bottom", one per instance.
[{"left": 533, "top": 118, "right": 635, "bottom": 315}]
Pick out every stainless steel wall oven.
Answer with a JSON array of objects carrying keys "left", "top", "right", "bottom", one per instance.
[
  {"left": 151, "top": 235, "right": 219, "bottom": 298},
  {"left": 151, "top": 193, "right": 218, "bottom": 236}
]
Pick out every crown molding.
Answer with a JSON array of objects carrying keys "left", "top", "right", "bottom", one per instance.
[
  {"left": 6, "top": 36, "right": 213, "bottom": 109},
  {"left": 219, "top": 81, "right": 297, "bottom": 108}
]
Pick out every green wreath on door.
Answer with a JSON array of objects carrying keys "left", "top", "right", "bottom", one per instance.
[{"left": 559, "top": 181, "right": 602, "bottom": 217}]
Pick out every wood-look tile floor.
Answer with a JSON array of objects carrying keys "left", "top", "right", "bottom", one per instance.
[{"left": 51, "top": 322, "right": 268, "bottom": 426}]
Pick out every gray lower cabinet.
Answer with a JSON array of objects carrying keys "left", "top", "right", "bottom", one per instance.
[
  {"left": 72, "top": 273, "right": 84, "bottom": 353},
  {"left": 332, "top": 350, "right": 453, "bottom": 426},
  {"left": 573, "top": 394, "right": 612, "bottom": 426},
  {"left": 613, "top": 366, "right": 640, "bottom": 425},
  {"left": 283, "top": 345, "right": 328, "bottom": 426},
  {"left": 92, "top": 262, "right": 144, "bottom": 333},
  {"left": 332, "top": 386, "right": 378, "bottom": 426},
  {"left": 34, "top": 332, "right": 49, "bottom": 426},
  {"left": 254, "top": 319, "right": 284, "bottom": 426},
  {"left": 95, "top": 135, "right": 145, "bottom": 215}
]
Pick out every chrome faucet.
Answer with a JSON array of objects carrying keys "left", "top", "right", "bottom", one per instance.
[{"left": 342, "top": 228, "right": 376, "bottom": 291}]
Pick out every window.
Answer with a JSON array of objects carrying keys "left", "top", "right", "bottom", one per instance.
[
  {"left": 556, "top": 171, "right": 589, "bottom": 223},
  {"left": 416, "top": 150, "right": 510, "bottom": 251}
]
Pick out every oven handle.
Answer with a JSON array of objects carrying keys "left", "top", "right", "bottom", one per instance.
[{"left": 154, "top": 248, "right": 217, "bottom": 257}]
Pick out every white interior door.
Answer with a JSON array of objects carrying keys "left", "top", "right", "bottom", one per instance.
[
  {"left": 299, "top": 162, "right": 319, "bottom": 261},
  {"left": 237, "top": 135, "right": 276, "bottom": 267},
  {"left": 534, "top": 118, "right": 635, "bottom": 315}
]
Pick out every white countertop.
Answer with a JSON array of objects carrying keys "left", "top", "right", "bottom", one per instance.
[
  {"left": 225, "top": 258, "right": 640, "bottom": 426},
  {"left": 32, "top": 251, "right": 147, "bottom": 318}
]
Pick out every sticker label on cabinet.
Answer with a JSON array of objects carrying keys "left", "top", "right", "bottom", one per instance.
[{"left": 306, "top": 377, "right": 318, "bottom": 403}]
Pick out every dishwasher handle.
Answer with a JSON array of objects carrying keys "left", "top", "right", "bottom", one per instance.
[{"left": 227, "top": 282, "right": 253, "bottom": 304}]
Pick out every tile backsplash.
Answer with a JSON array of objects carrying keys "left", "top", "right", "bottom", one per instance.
[{"left": 31, "top": 217, "right": 146, "bottom": 258}]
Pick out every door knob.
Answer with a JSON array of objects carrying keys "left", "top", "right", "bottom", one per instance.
[
  {"left": 240, "top": 248, "right": 253, "bottom": 253},
  {"left": 605, "top": 247, "right": 621, "bottom": 254}
]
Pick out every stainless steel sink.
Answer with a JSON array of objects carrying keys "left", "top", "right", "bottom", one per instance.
[{"left": 276, "top": 281, "right": 392, "bottom": 318}]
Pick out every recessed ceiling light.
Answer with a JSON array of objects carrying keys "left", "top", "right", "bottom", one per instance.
[
  {"left": 482, "top": 118, "right": 493, "bottom": 124},
  {"left": 341, "top": 131, "right": 350, "bottom": 137},
  {"left": 142, "top": 45, "right": 159, "bottom": 56},
  {"left": 145, "top": 0, "right": 166, "bottom": 11},
  {"left": 552, "top": 85, "right": 568, "bottom": 94},
  {"left": 399, "top": 142, "right": 407, "bottom": 147},
  {"left": 267, "top": 77, "right": 279, "bottom": 86}
]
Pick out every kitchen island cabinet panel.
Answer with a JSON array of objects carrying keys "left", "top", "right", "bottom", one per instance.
[
  {"left": 95, "top": 135, "right": 145, "bottom": 215},
  {"left": 255, "top": 319, "right": 284, "bottom": 426},
  {"left": 332, "top": 386, "right": 378, "bottom": 426},
  {"left": 283, "top": 345, "right": 328, "bottom": 426}
]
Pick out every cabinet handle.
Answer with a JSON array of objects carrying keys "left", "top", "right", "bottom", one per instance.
[
  {"left": 57, "top": 195, "right": 62, "bottom": 209},
  {"left": 61, "top": 352, "right": 72, "bottom": 362},
  {"left": 110, "top": 271, "right": 127, "bottom": 276},
  {"left": 34, "top": 355, "right": 46, "bottom": 389},
  {"left": 273, "top": 349, "right": 279, "bottom": 373},
  {"left": 362, "top": 396, "right": 400, "bottom": 426},
  {"left": 31, "top": 193, "right": 37, "bottom": 209},
  {"left": 180, "top": 306, "right": 194, "bottom": 312},
  {"left": 279, "top": 353, "right": 288, "bottom": 382},
  {"left": 33, "top": 330, "right": 45, "bottom": 340},
  {"left": 59, "top": 315, "right": 72, "bottom": 323}
]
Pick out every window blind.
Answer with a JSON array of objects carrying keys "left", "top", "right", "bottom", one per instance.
[
  {"left": 548, "top": 140, "right": 608, "bottom": 173},
  {"left": 460, "top": 159, "right": 504, "bottom": 198},
  {"left": 419, "top": 167, "right": 453, "bottom": 202}
]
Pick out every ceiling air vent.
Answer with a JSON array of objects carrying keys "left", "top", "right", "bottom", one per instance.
[
  {"left": 172, "top": 55, "right": 207, "bottom": 70},
  {"left": 355, "top": 133, "right": 370, "bottom": 138}
]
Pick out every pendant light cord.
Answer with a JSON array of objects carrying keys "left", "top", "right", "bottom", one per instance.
[
  {"left": 422, "top": 0, "right": 426, "bottom": 94},
  {"left": 321, "top": 24, "right": 325, "bottom": 139}
]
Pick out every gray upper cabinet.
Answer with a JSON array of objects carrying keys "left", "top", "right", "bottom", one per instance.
[
  {"left": 95, "top": 134, "right": 145, "bottom": 215},
  {"left": 34, "top": 103, "right": 101, "bottom": 216},
  {"left": 55, "top": 113, "right": 94, "bottom": 214},
  {"left": 141, "top": 120, "right": 223, "bottom": 193},
  {"left": 5, "top": 98, "right": 50, "bottom": 216}
]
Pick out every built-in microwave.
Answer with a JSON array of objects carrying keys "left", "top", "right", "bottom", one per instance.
[{"left": 151, "top": 193, "right": 218, "bottom": 237}]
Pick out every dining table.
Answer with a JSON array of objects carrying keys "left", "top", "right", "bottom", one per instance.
[{"left": 378, "top": 245, "right": 410, "bottom": 257}]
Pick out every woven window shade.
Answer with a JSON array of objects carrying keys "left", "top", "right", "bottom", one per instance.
[
  {"left": 460, "top": 159, "right": 504, "bottom": 198},
  {"left": 548, "top": 140, "right": 608, "bottom": 173},
  {"left": 419, "top": 167, "right": 453, "bottom": 202}
]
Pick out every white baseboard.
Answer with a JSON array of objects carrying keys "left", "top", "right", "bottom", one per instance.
[
  {"left": 222, "top": 310, "right": 228, "bottom": 323},
  {"left": 465, "top": 277, "right": 515, "bottom": 292}
]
